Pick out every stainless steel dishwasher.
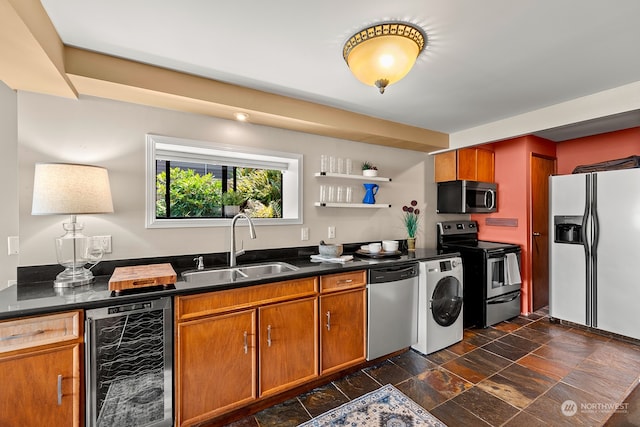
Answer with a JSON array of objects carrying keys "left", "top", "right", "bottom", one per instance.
[
  {"left": 367, "top": 262, "right": 419, "bottom": 360},
  {"left": 85, "top": 297, "right": 173, "bottom": 427}
]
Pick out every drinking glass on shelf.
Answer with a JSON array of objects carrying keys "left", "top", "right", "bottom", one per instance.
[
  {"left": 327, "top": 185, "right": 336, "bottom": 202},
  {"left": 319, "top": 185, "right": 328, "bottom": 202},
  {"left": 337, "top": 186, "right": 346, "bottom": 203},
  {"left": 337, "top": 157, "right": 345, "bottom": 174},
  {"left": 345, "top": 158, "right": 353, "bottom": 175},
  {"left": 345, "top": 186, "right": 354, "bottom": 203},
  {"left": 320, "top": 155, "right": 328, "bottom": 172},
  {"left": 329, "top": 156, "right": 337, "bottom": 173}
]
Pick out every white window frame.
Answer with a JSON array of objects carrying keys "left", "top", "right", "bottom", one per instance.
[{"left": 145, "top": 134, "right": 303, "bottom": 228}]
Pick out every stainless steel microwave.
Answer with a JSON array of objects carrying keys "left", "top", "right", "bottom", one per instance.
[{"left": 437, "top": 180, "right": 497, "bottom": 213}]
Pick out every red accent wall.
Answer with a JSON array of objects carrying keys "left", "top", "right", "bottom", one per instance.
[
  {"left": 556, "top": 127, "right": 640, "bottom": 174},
  {"left": 471, "top": 135, "right": 556, "bottom": 315}
]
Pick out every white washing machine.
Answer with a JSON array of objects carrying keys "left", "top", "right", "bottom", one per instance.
[{"left": 412, "top": 256, "right": 464, "bottom": 355}]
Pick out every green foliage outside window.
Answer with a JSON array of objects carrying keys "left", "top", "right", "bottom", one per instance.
[
  {"left": 156, "top": 166, "right": 282, "bottom": 219},
  {"left": 237, "top": 169, "right": 282, "bottom": 218},
  {"left": 156, "top": 167, "right": 222, "bottom": 217}
]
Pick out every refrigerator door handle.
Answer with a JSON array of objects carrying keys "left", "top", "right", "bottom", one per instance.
[
  {"left": 581, "top": 175, "right": 590, "bottom": 252},
  {"left": 591, "top": 173, "right": 599, "bottom": 327},
  {"left": 583, "top": 174, "right": 592, "bottom": 326}
]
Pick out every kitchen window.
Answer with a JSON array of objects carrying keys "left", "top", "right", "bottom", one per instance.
[{"left": 145, "top": 134, "right": 303, "bottom": 228}]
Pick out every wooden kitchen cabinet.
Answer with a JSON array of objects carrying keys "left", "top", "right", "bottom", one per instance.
[
  {"left": 259, "top": 297, "right": 318, "bottom": 396},
  {"left": 175, "top": 277, "right": 318, "bottom": 426},
  {"left": 319, "top": 270, "right": 367, "bottom": 375},
  {"left": 0, "top": 311, "right": 83, "bottom": 427},
  {"left": 434, "top": 147, "right": 494, "bottom": 182},
  {"left": 176, "top": 309, "right": 256, "bottom": 425}
]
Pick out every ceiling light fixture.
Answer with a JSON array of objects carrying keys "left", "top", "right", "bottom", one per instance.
[
  {"left": 343, "top": 21, "right": 426, "bottom": 94},
  {"left": 234, "top": 112, "right": 249, "bottom": 122}
]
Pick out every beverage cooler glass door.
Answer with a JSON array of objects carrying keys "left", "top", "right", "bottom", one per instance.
[{"left": 85, "top": 297, "right": 173, "bottom": 427}]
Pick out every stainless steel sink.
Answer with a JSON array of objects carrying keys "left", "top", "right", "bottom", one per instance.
[
  {"left": 181, "top": 262, "right": 298, "bottom": 285},
  {"left": 182, "top": 267, "right": 248, "bottom": 284},
  {"left": 236, "top": 262, "right": 299, "bottom": 278}
]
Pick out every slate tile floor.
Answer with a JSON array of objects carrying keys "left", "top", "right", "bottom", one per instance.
[{"left": 224, "top": 308, "right": 640, "bottom": 427}]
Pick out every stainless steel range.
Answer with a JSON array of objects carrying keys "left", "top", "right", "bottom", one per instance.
[{"left": 437, "top": 220, "right": 522, "bottom": 328}]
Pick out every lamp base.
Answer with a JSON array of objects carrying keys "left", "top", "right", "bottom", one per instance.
[{"left": 54, "top": 267, "right": 95, "bottom": 288}]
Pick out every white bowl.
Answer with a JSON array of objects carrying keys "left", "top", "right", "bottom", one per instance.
[
  {"left": 382, "top": 240, "right": 399, "bottom": 252},
  {"left": 368, "top": 242, "right": 382, "bottom": 253},
  {"left": 360, "top": 245, "right": 370, "bottom": 252}
]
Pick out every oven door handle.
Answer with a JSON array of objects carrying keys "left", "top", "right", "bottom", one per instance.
[{"left": 487, "top": 291, "right": 520, "bottom": 304}]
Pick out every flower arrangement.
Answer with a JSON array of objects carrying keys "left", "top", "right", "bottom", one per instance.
[{"left": 402, "top": 200, "right": 421, "bottom": 238}]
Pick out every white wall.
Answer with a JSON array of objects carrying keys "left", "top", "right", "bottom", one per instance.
[
  {"left": 0, "top": 82, "right": 18, "bottom": 289},
  {"left": 17, "top": 92, "right": 446, "bottom": 267},
  {"left": 449, "top": 81, "right": 640, "bottom": 148}
]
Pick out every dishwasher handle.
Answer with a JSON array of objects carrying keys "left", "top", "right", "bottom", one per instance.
[{"left": 368, "top": 263, "right": 418, "bottom": 283}]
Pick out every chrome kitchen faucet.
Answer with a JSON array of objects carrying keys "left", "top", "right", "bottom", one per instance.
[{"left": 230, "top": 213, "right": 257, "bottom": 267}]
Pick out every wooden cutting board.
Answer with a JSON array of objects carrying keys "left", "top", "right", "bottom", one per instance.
[{"left": 108, "top": 263, "right": 177, "bottom": 292}]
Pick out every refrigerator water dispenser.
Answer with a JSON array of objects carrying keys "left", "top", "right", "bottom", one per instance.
[{"left": 554, "top": 216, "right": 583, "bottom": 244}]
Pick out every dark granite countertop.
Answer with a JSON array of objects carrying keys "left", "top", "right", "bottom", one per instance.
[{"left": 0, "top": 247, "right": 458, "bottom": 321}]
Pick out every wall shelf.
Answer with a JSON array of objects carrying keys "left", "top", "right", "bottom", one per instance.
[
  {"left": 314, "top": 202, "right": 391, "bottom": 208},
  {"left": 314, "top": 172, "right": 391, "bottom": 182}
]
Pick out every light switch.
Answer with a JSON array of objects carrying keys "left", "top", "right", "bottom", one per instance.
[{"left": 7, "top": 236, "right": 19, "bottom": 255}]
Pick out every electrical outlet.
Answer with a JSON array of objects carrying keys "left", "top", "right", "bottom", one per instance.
[
  {"left": 328, "top": 226, "right": 336, "bottom": 239},
  {"left": 301, "top": 227, "right": 309, "bottom": 241},
  {"left": 92, "top": 235, "right": 112, "bottom": 254}
]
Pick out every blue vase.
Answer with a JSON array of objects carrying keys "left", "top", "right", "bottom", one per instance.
[{"left": 362, "top": 183, "right": 379, "bottom": 204}]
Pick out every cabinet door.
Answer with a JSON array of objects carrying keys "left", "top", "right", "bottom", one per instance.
[
  {"left": 259, "top": 297, "right": 318, "bottom": 396},
  {"left": 176, "top": 309, "right": 256, "bottom": 426},
  {"left": 475, "top": 148, "right": 495, "bottom": 182},
  {"left": 320, "top": 289, "right": 367, "bottom": 375},
  {"left": 434, "top": 151, "right": 458, "bottom": 182},
  {"left": 0, "top": 343, "right": 81, "bottom": 427},
  {"left": 457, "top": 148, "right": 479, "bottom": 181},
  {"left": 457, "top": 148, "right": 495, "bottom": 182}
]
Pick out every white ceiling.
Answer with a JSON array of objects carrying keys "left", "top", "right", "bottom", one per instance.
[{"left": 39, "top": 0, "right": 640, "bottom": 138}]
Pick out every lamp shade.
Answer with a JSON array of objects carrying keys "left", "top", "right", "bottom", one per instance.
[
  {"left": 343, "top": 22, "right": 426, "bottom": 94},
  {"left": 32, "top": 163, "right": 114, "bottom": 215}
]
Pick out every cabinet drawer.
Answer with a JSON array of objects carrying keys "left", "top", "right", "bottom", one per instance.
[
  {"left": 177, "top": 277, "right": 318, "bottom": 321},
  {"left": 320, "top": 270, "right": 366, "bottom": 293},
  {"left": 0, "top": 311, "right": 82, "bottom": 354}
]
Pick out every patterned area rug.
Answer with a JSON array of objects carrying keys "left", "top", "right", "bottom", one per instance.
[{"left": 298, "top": 384, "right": 447, "bottom": 427}]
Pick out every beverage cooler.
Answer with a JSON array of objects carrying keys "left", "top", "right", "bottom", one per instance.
[{"left": 85, "top": 297, "right": 173, "bottom": 427}]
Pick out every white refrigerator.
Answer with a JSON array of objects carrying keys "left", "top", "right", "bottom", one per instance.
[{"left": 549, "top": 168, "right": 640, "bottom": 340}]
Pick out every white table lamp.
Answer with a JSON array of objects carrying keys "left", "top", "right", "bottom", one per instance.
[{"left": 32, "top": 163, "right": 114, "bottom": 287}]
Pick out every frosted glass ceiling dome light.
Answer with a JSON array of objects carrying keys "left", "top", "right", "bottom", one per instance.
[
  {"left": 343, "top": 22, "right": 426, "bottom": 94},
  {"left": 32, "top": 163, "right": 114, "bottom": 287}
]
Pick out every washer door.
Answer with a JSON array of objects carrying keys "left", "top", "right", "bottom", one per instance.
[{"left": 431, "top": 276, "right": 463, "bottom": 327}]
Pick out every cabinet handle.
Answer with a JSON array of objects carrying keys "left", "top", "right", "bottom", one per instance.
[
  {"left": 337, "top": 279, "right": 353, "bottom": 284},
  {"left": 326, "top": 311, "right": 331, "bottom": 331},
  {"left": 267, "top": 325, "right": 272, "bottom": 347},
  {"left": 57, "top": 374, "right": 63, "bottom": 406},
  {"left": 243, "top": 331, "right": 248, "bottom": 354}
]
